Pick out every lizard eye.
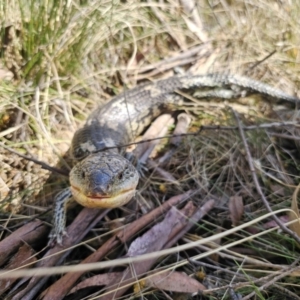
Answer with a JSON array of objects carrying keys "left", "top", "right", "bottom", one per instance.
[
  {"left": 118, "top": 173, "right": 123, "bottom": 180},
  {"left": 74, "top": 147, "right": 85, "bottom": 160},
  {"left": 81, "top": 171, "right": 86, "bottom": 179}
]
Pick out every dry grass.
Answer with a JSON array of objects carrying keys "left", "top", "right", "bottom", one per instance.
[{"left": 1, "top": 0, "right": 300, "bottom": 299}]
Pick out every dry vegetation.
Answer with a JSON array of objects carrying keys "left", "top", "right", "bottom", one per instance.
[{"left": 1, "top": 0, "right": 300, "bottom": 299}]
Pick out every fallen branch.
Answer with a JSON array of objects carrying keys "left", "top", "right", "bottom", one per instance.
[{"left": 41, "top": 190, "right": 194, "bottom": 299}]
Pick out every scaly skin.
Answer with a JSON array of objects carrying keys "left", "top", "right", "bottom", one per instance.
[
  {"left": 50, "top": 73, "right": 299, "bottom": 243},
  {"left": 70, "top": 152, "right": 139, "bottom": 208}
]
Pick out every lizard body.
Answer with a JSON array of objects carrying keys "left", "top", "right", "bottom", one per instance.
[{"left": 51, "top": 73, "right": 299, "bottom": 243}]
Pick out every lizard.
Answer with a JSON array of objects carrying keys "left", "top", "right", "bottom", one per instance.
[{"left": 50, "top": 73, "right": 299, "bottom": 244}]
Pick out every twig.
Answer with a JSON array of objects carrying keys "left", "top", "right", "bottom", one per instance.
[
  {"left": 190, "top": 244, "right": 300, "bottom": 299},
  {"left": 100, "top": 120, "right": 300, "bottom": 153},
  {"left": 269, "top": 132, "right": 300, "bottom": 141},
  {"left": 10, "top": 208, "right": 109, "bottom": 300},
  {"left": 164, "top": 199, "right": 215, "bottom": 249},
  {"left": 99, "top": 202, "right": 200, "bottom": 300},
  {"left": 0, "top": 220, "right": 48, "bottom": 267},
  {"left": 180, "top": 0, "right": 209, "bottom": 42},
  {"left": 0, "top": 143, "right": 69, "bottom": 176},
  {"left": 241, "top": 258, "right": 300, "bottom": 300},
  {"left": 2, "top": 121, "right": 298, "bottom": 174},
  {"left": 231, "top": 108, "right": 300, "bottom": 244},
  {"left": 245, "top": 50, "right": 277, "bottom": 73},
  {"left": 133, "top": 44, "right": 206, "bottom": 74},
  {"left": 147, "top": 0, "right": 184, "bottom": 49},
  {"left": 100, "top": 199, "right": 215, "bottom": 299}
]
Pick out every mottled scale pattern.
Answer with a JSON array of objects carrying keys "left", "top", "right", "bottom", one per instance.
[
  {"left": 51, "top": 73, "right": 299, "bottom": 244},
  {"left": 71, "top": 73, "right": 299, "bottom": 160},
  {"left": 70, "top": 152, "right": 138, "bottom": 198}
]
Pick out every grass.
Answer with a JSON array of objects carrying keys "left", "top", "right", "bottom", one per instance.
[{"left": 1, "top": 0, "right": 300, "bottom": 299}]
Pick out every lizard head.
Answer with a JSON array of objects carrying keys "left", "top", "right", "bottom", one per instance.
[{"left": 69, "top": 152, "right": 139, "bottom": 208}]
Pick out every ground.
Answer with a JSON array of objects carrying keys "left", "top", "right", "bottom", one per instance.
[{"left": 0, "top": 1, "right": 300, "bottom": 299}]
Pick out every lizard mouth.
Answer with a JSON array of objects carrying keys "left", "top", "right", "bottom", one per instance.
[{"left": 70, "top": 185, "right": 136, "bottom": 208}]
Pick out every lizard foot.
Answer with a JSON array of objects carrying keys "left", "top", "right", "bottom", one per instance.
[{"left": 48, "top": 229, "right": 68, "bottom": 246}]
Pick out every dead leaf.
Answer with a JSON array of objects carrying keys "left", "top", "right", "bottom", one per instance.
[
  {"left": 142, "top": 271, "right": 206, "bottom": 294},
  {"left": 264, "top": 215, "right": 289, "bottom": 229},
  {"left": 134, "top": 114, "right": 174, "bottom": 163},
  {"left": 99, "top": 202, "right": 198, "bottom": 300},
  {"left": 69, "top": 272, "right": 121, "bottom": 295},
  {"left": 127, "top": 206, "right": 180, "bottom": 256},
  {"left": 229, "top": 196, "right": 244, "bottom": 226},
  {"left": 270, "top": 184, "right": 285, "bottom": 196},
  {"left": 246, "top": 215, "right": 289, "bottom": 234},
  {"left": 41, "top": 191, "right": 193, "bottom": 300},
  {"left": 170, "top": 113, "right": 192, "bottom": 146}
]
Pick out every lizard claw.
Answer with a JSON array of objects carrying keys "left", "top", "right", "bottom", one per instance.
[
  {"left": 48, "top": 187, "right": 72, "bottom": 246},
  {"left": 124, "top": 152, "right": 148, "bottom": 177},
  {"left": 48, "top": 229, "right": 68, "bottom": 246},
  {"left": 135, "top": 160, "right": 148, "bottom": 178}
]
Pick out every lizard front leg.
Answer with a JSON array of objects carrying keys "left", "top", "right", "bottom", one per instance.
[{"left": 48, "top": 187, "right": 72, "bottom": 245}]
